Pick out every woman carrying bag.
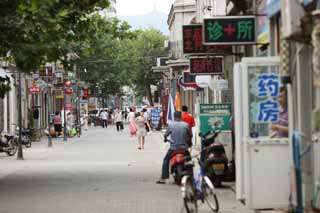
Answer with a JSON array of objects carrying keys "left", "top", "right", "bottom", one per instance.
[{"left": 135, "top": 111, "right": 151, "bottom": 150}]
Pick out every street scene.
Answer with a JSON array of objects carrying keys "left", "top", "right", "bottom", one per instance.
[
  {"left": 0, "top": 127, "right": 246, "bottom": 213},
  {"left": 0, "top": 0, "right": 320, "bottom": 213}
]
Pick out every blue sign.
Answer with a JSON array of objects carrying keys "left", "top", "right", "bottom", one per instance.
[
  {"left": 256, "top": 73, "right": 280, "bottom": 123},
  {"left": 257, "top": 74, "right": 279, "bottom": 97},
  {"left": 258, "top": 100, "right": 279, "bottom": 122},
  {"left": 267, "top": 0, "right": 281, "bottom": 18}
]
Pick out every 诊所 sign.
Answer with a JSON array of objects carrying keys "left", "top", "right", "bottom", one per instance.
[
  {"left": 190, "top": 57, "right": 223, "bottom": 75},
  {"left": 203, "top": 16, "right": 256, "bottom": 45},
  {"left": 183, "top": 25, "right": 232, "bottom": 54},
  {"left": 200, "top": 104, "right": 232, "bottom": 133}
]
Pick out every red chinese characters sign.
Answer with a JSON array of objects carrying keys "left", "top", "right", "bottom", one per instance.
[
  {"left": 183, "top": 25, "right": 232, "bottom": 54},
  {"left": 190, "top": 57, "right": 223, "bottom": 75},
  {"left": 28, "top": 87, "right": 41, "bottom": 94}
]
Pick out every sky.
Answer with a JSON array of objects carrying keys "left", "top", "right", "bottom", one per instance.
[{"left": 116, "top": 0, "right": 174, "bottom": 16}]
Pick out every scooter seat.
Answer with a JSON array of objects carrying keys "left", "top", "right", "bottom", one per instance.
[
  {"left": 170, "top": 149, "right": 187, "bottom": 158},
  {"left": 4, "top": 135, "right": 14, "bottom": 141},
  {"left": 21, "top": 129, "right": 30, "bottom": 134}
]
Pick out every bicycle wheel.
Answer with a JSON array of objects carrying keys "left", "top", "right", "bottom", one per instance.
[
  {"left": 181, "top": 176, "right": 198, "bottom": 213},
  {"left": 203, "top": 176, "right": 219, "bottom": 212}
]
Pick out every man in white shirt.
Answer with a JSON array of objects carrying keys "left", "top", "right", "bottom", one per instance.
[
  {"left": 114, "top": 109, "right": 123, "bottom": 131},
  {"left": 100, "top": 110, "right": 108, "bottom": 128}
]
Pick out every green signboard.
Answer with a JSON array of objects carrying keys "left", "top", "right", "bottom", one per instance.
[
  {"left": 203, "top": 16, "right": 256, "bottom": 45},
  {"left": 200, "top": 104, "right": 232, "bottom": 133}
]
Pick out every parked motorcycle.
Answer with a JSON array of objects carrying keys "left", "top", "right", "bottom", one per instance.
[
  {"left": 0, "top": 130, "right": 18, "bottom": 156},
  {"left": 165, "top": 139, "right": 193, "bottom": 185},
  {"left": 14, "top": 127, "right": 32, "bottom": 148},
  {"left": 199, "top": 130, "right": 228, "bottom": 187}
]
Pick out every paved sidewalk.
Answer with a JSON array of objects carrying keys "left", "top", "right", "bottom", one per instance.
[{"left": 0, "top": 125, "right": 248, "bottom": 213}]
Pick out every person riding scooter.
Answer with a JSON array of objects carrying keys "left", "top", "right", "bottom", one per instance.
[{"left": 156, "top": 111, "right": 192, "bottom": 184}]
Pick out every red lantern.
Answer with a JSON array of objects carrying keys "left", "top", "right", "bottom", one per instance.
[
  {"left": 83, "top": 89, "right": 89, "bottom": 99},
  {"left": 65, "top": 88, "right": 73, "bottom": 95},
  {"left": 64, "top": 81, "right": 71, "bottom": 87}
]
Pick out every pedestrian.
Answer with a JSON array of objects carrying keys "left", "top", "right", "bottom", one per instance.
[
  {"left": 54, "top": 111, "right": 62, "bottom": 137},
  {"left": 114, "top": 109, "right": 124, "bottom": 131},
  {"left": 135, "top": 111, "right": 151, "bottom": 150},
  {"left": 124, "top": 109, "right": 128, "bottom": 122},
  {"left": 150, "top": 107, "right": 161, "bottom": 130},
  {"left": 181, "top": 105, "right": 195, "bottom": 148},
  {"left": 66, "top": 112, "right": 74, "bottom": 135},
  {"left": 156, "top": 111, "right": 192, "bottom": 184},
  {"left": 100, "top": 110, "right": 108, "bottom": 128},
  {"left": 81, "top": 110, "right": 89, "bottom": 131},
  {"left": 108, "top": 109, "right": 113, "bottom": 125},
  {"left": 128, "top": 107, "right": 137, "bottom": 137}
]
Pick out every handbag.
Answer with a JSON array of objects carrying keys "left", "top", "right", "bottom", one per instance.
[{"left": 145, "top": 123, "right": 150, "bottom": 132}]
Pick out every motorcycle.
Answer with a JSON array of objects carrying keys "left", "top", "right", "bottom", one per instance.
[
  {"left": 14, "top": 127, "right": 32, "bottom": 148},
  {"left": 199, "top": 130, "right": 228, "bottom": 187},
  {"left": 0, "top": 130, "right": 18, "bottom": 156},
  {"left": 165, "top": 138, "right": 193, "bottom": 185}
]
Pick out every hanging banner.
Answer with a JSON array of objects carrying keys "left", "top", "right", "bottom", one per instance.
[
  {"left": 183, "top": 25, "right": 232, "bottom": 54},
  {"left": 203, "top": 16, "right": 256, "bottom": 45},
  {"left": 190, "top": 57, "right": 223, "bottom": 75},
  {"left": 257, "top": 0, "right": 269, "bottom": 46}
]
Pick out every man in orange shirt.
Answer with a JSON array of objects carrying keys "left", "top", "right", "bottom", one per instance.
[{"left": 181, "top": 105, "right": 195, "bottom": 147}]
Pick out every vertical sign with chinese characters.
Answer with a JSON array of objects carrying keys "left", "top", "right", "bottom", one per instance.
[
  {"left": 203, "top": 16, "right": 256, "bottom": 45},
  {"left": 250, "top": 72, "right": 280, "bottom": 124},
  {"left": 183, "top": 25, "right": 232, "bottom": 54},
  {"left": 190, "top": 57, "right": 223, "bottom": 75},
  {"left": 256, "top": 74, "right": 280, "bottom": 123}
]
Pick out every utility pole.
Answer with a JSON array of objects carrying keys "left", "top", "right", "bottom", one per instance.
[
  {"left": 63, "top": 85, "right": 67, "bottom": 141},
  {"left": 17, "top": 70, "right": 23, "bottom": 160},
  {"left": 46, "top": 84, "right": 52, "bottom": 147}
]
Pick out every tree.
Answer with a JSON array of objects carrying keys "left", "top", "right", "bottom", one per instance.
[
  {"left": 117, "top": 29, "right": 167, "bottom": 106},
  {"left": 74, "top": 15, "right": 135, "bottom": 97},
  {"left": 0, "top": 0, "right": 110, "bottom": 71}
]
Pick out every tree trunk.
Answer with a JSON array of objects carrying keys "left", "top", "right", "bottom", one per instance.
[{"left": 145, "top": 84, "right": 154, "bottom": 106}]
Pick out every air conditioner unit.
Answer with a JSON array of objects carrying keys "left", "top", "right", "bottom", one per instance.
[
  {"left": 157, "top": 57, "right": 169, "bottom": 67},
  {"left": 281, "top": 0, "right": 305, "bottom": 39}
]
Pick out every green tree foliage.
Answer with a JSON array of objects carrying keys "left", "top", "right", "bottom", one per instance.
[
  {"left": 117, "top": 29, "right": 167, "bottom": 106},
  {"left": 0, "top": 0, "right": 110, "bottom": 71},
  {"left": 74, "top": 15, "right": 135, "bottom": 96}
]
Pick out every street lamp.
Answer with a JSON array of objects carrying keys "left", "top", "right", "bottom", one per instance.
[
  {"left": 63, "top": 80, "right": 72, "bottom": 141},
  {"left": 17, "top": 69, "right": 23, "bottom": 160}
]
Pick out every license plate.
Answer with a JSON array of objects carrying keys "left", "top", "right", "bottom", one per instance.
[{"left": 212, "top": 163, "right": 225, "bottom": 170}]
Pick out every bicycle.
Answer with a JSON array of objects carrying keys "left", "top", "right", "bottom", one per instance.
[{"left": 180, "top": 154, "right": 219, "bottom": 213}]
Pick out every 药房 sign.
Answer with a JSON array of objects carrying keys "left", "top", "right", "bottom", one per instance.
[
  {"left": 203, "top": 16, "right": 256, "bottom": 45},
  {"left": 183, "top": 24, "right": 232, "bottom": 54},
  {"left": 190, "top": 57, "right": 223, "bottom": 75}
]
